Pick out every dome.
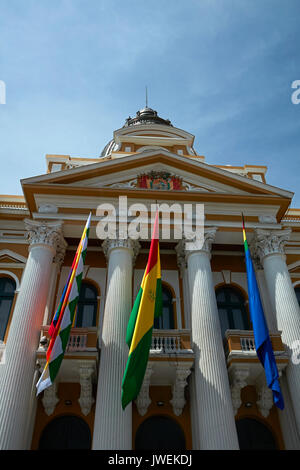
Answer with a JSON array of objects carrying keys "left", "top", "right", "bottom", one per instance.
[
  {"left": 100, "top": 107, "right": 173, "bottom": 158},
  {"left": 124, "top": 107, "right": 173, "bottom": 127}
]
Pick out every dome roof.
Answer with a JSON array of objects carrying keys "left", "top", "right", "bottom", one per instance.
[
  {"left": 100, "top": 107, "right": 173, "bottom": 158},
  {"left": 123, "top": 107, "right": 173, "bottom": 127}
]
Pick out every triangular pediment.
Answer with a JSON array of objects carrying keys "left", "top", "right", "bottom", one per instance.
[
  {"left": 21, "top": 149, "right": 293, "bottom": 199},
  {"left": 0, "top": 249, "right": 27, "bottom": 265}
]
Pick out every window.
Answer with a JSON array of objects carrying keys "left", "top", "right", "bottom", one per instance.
[
  {"left": 295, "top": 287, "right": 300, "bottom": 307},
  {"left": 39, "top": 415, "right": 91, "bottom": 449},
  {"left": 0, "top": 277, "right": 16, "bottom": 341},
  {"left": 135, "top": 416, "right": 186, "bottom": 450},
  {"left": 75, "top": 282, "right": 98, "bottom": 328},
  {"left": 154, "top": 284, "right": 175, "bottom": 329},
  {"left": 216, "top": 286, "right": 250, "bottom": 337},
  {"left": 236, "top": 418, "right": 277, "bottom": 450}
]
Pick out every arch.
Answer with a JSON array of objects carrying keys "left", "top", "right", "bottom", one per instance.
[
  {"left": 154, "top": 282, "right": 176, "bottom": 329},
  {"left": 38, "top": 415, "right": 91, "bottom": 449},
  {"left": 215, "top": 284, "right": 250, "bottom": 337},
  {"left": 75, "top": 280, "right": 99, "bottom": 328},
  {"left": 0, "top": 270, "right": 20, "bottom": 291},
  {"left": 215, "top": 281, "right": 249, "bottom": 303},
  {"left": 0, "top": 276, "right": 17, "bottom": 341},
  {"left": 135, "top": 415, "right": 186, "bottom": 450},
  {"left": 236, "top": 417, "right": 278, "bottom": 450}
]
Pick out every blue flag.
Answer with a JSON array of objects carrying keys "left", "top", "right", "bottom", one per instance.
[{"left": 242, "top": 217, "right": 284, "bottom": 410}]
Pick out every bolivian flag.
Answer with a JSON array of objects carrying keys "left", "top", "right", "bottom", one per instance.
[
  {"left": 242, "top": 215, "right": 284, "bottom": 410},
  {"left": 121, "top": 210, "right": 162, "bottom": 409}
]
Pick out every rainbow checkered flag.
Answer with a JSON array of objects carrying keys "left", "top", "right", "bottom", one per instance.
[{"left": 36, "top": 213, "right": 91, "bottom": 395}]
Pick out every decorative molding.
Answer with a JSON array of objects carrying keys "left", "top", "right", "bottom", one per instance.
[
  {"left": 176, "top": 227, "right": 218, "bottom": 261},
  {"left": 137, "top": 171, "right": 184, "bottom": 190},
  {"left": 258, "top": 215, "right": 277, "bottom": 224},
  {"left": 170, "top": 363, "right": 192, "bottom": 416},
  {"left": 102, "top": 238, "right": 140, "bottom": 264},
  {"left": 135, "top": 363, "right": 153, "bottom": 416},
  {"left": 252, "top": 228, "right": 291, "bottom": 261},
  {"left": 229, "top": 368, "right": 249, "bottom": 415},
  {"left": 38, "top": 204, "right": 58, "bottom": 214},
  {"left": 24, "top": 219, "right": 65, "bottom": 253},
  {"left": 41, "top": 382, "right": 60, "bottom": 416},
  {"left": 78, "top": 361, "right": 95, "bottom": 416},
  {"left": 108, "top": 179, "right": 137, "bottom": 189},
  {"left": 256, "top": 383, "right": 274, "bottom": 418},
  {"left": 54, "top": 237, "right": 68, "bottom": 268}
]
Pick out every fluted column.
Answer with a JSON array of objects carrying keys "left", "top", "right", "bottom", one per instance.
[
  {"left": 92, "top": 238, "right": 140, "bottom": 450},
  {"left": 0, "top": 219, "right": 66, "bottom": 449},
  {"left": 253, "top": 228, "right": 300, "bottom": 439},
  {"left": 177, "top": 229, "right": 239, "bottom": 450}
]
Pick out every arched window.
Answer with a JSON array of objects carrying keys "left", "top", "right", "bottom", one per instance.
[
  {"left": 39, "top": 415, "right": 91, "bottom": 449},
  {"left": 0, "top": 277, "right": 16, "bottom": 341},
  {"left": 295, "top": 287, "right": 300, "bottom": 307},
  {"left": 216, "top": 286, "right": 250, "bottom": 337},
  {"left": 154, "top": 284, "right": 175, "bottom": 329},
  {"left": 236, "top": 418, "right": 277, "bottom": 450},
  {"left": 75, "top": 281, "right": 98, "bottom": 328},
  {"left": 135, "top": 416, "right": 186, "bottom": 450}
]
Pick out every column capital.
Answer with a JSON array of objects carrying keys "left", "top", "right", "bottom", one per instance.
[
  {"left": 252, "top": 228, "right": 291, "bottom": 262},
  {"left": 54, "top": 237, "right": 68, "bottom": 268},
  {"left": 175, "top": 227, "right": 218, "bottom": 263},
  {"left": 102, "top": 238, "right": 140, "bottom": 264},
  {"left": 24, "top": 219, "right": 65, "bottom": 254}
]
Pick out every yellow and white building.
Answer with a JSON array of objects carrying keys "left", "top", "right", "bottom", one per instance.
[{"left": 0, "top": 106, "right": 300, "bottom": 450}]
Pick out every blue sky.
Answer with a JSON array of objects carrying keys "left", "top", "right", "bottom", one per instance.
[{"left": 0, "top": 0, "right": 299, "bottom": 206}]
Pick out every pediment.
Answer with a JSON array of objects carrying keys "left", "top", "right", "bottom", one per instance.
[
  {"left": 0, "top": 249, "right": 27, "bottom": 265},
  {"left": 21, "top": 150, "right": 293, "bottom": 200}
]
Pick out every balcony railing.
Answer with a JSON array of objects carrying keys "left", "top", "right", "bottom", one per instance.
[
  {"left": 67, "top": 333, "right": 88, "bottom": 351},
  {"left": 38, "top": 326, "right": 98, "bottom": 353},
  {"left": 150, "top": 329, "right": 193, "bottom": 355},
  {"left": 224, "top": 329, "right": 288, "bottom": 362},
  {"left": 240, "top": 336, "right": 256, "bottom": 352}
]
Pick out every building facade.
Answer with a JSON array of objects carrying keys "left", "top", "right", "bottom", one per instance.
[{"left": 0, "top": 106, "right": 300, "bottom": 450}]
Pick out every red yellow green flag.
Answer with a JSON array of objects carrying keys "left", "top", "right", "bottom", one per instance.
[{"left": 121, "top": 210, "right": 162, "bottom": 409}]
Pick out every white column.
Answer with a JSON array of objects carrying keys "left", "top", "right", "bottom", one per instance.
[
  {"left": 176, "top": 244, "right": 191, "bottom": 329},
  {"left": 251, "top": 255, "right": 277, "bottom": 331},
  {"left": 253, "top": 228, "right": 300, "bottom": 440},
  {"left": 0, "top": 219, "right": 65, "bottom": 449},
  {"left": 177, "top": 229, "right": 239, "bottom": 450},
  {"left": 92, "top": 238, "right": 140, "bottom": 450}
]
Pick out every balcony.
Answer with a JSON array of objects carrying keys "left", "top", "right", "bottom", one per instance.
[
  {"left": 37, "top": 325, "right": 98, "bottom": 355},
  {"left": 36, "top": 326, "right": 98, "bottom": 382},
  {"left": 224, "top": 329, "right": 289, "bottom": 417},
  {"left": 225, "top": 329, "right": 289, "bottom": 369},
  {"left": 136, "top": 329, "right": 195, "bottom": 417},
  {"left": 36, "top": 326, "right": 98, "bottom": 414},
  {"left": 150, "top": 329, "right": 194, "bottom": 356}
]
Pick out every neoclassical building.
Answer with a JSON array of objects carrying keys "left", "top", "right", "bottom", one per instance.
[{"left": 0, "top": 106, "right": 300, "bottom": 450}]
